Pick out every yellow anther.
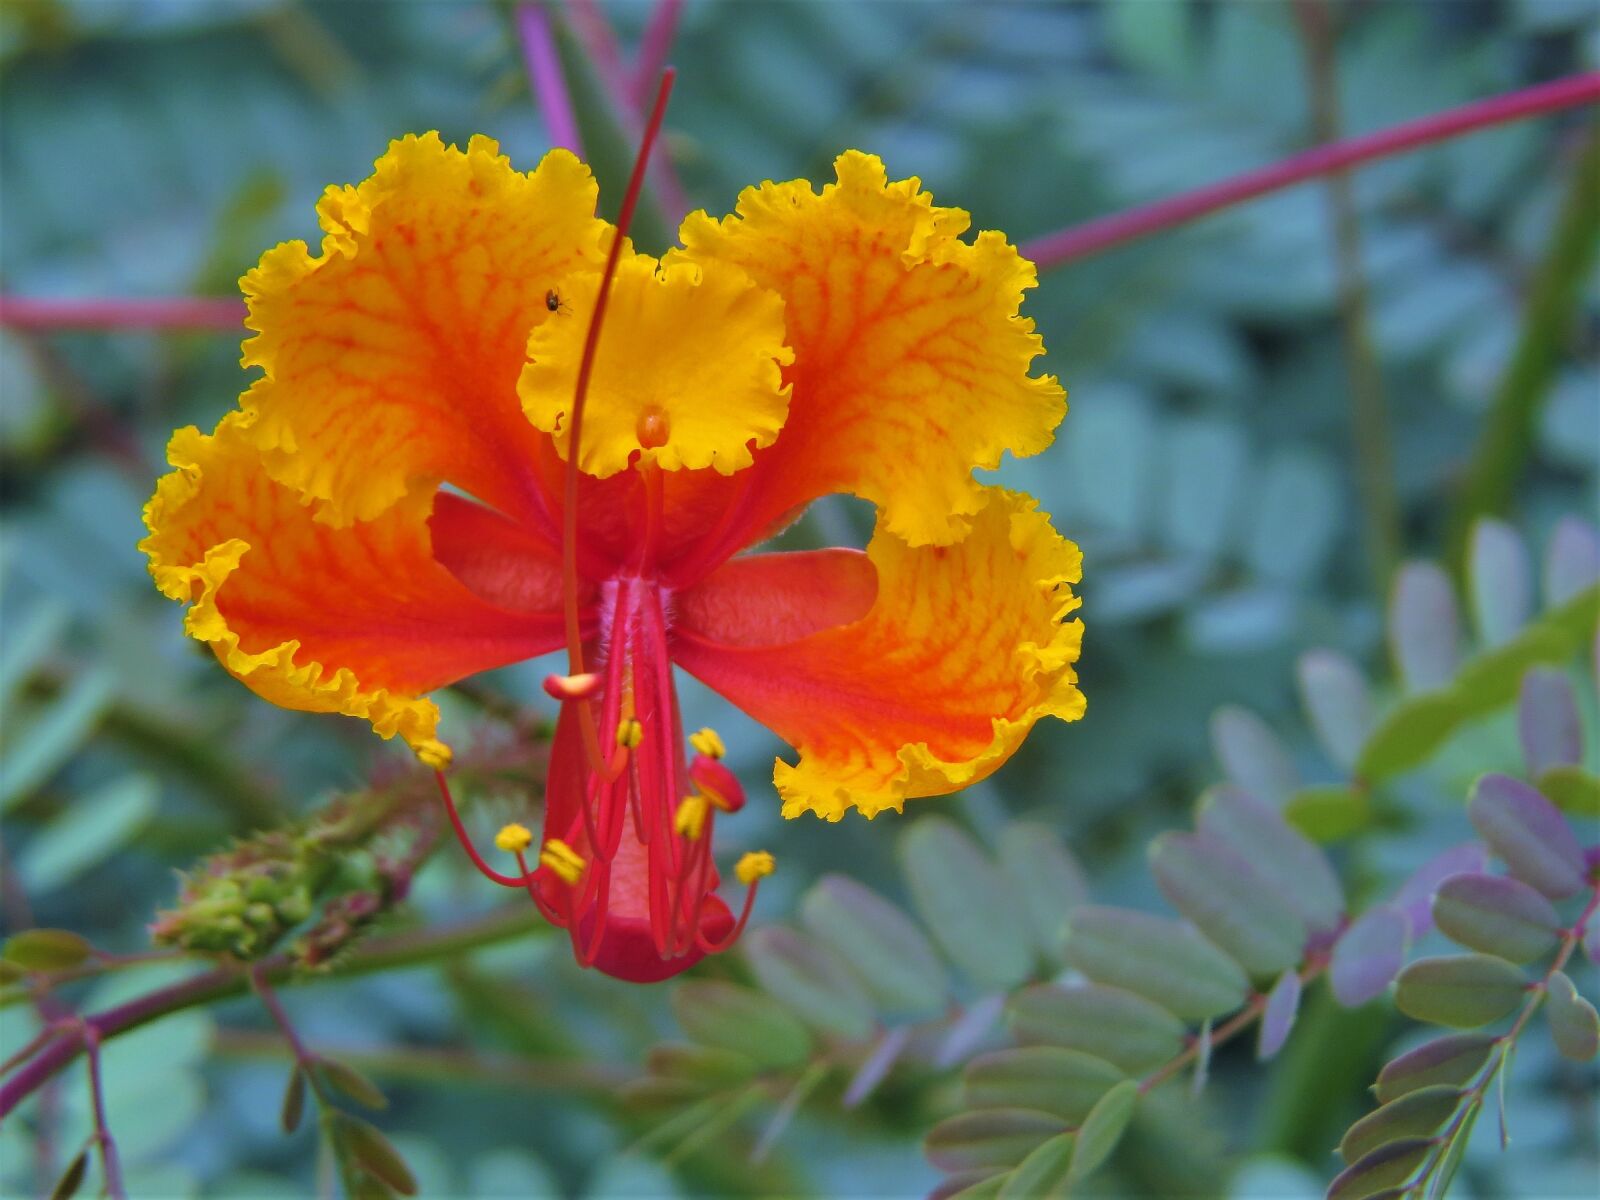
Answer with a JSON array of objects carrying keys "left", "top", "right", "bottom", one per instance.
[
  {"left": 674, "top": 793, "right": 710, "bottom": 840},
  {"left": 494, "top": 823, "right": 533, "bottom": 854},
  {"left": 735, "top": 851, "right": 775, "bottom": 886},
  {"left": 539, "top": 838, "right": 586, "bottom": 885},
  {"left": 616, "top": 717, "right": 643, "bottom": 749},
  {"left": 689, "top": 727, "right": 726, "bottom": 759}
]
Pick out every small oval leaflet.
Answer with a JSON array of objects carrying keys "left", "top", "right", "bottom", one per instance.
[
  {"left": 1210, "top": 706, "right": 1297, "bottom": 804},
  {"left": 1149, "top": 831, "right": 1308, "bottom": 978},
  {"left": 1, "top": 928, "right": 94, "bottom": 972},
  {"left": 1338, "top": 1084, "right": 1461, "bottom": 1164},
  {"left": 901, "top": 818, "right": 1033, "bottom": 990},
  {"left": 1296, "top": 649, "right": 1372, "bottom": 771},
  {"left": 1395, "top": 954, "right": 1528, "bottom": 1028},
  {"left": 1545, "top": 970, "right": 1600, "bottom": 1062},
  {"left": 1431, "top": 872, "right": 1561, "bottom": 963},
  {"left": 1374, "top": 1032, "right": 1496, "bottom": 1103},
  {"left": 996, "top": 822, "right": 1088, "bottom": 964},
  {"left": 1330, "top": 905, "right": 1407, "bottom": 1007},
  {"left": 1518, "top": 668, "right": 1582, "bottom": 777},
  {"left": 646, "top": 1042, "right": 758, "bottom": 1089},
  {"left": 1257, "top": 968, "right": 1302, "bottom": 1060},
  {"left": 1324, "top": 1136, "right": 1434, "bottom": 1200},
  {"left": 996, "top": 1131, "right": 1076, "bottom": 1200},
  {"left": 1467, "top": 774, "right": 1587, "bottom": 900},
  {"left": 1388, "top": 560, "right": 1460, "bottom": 693},
  {"left": 743, "top": 926, "right": 877, "bottom": 1042},
  {"left": 1196, "top": 784, "right": 1344, "bottom": 933},
  {"left": 923, "top": 1108, "right": 1063, "bottom": 1175},
  {"left": 800, "top": 875, "right": 947, "bottom": 1018},
  {"left": 1067, "top": 1079, "right": 1139, "bottom": 1184},
  {"left": 334, "top": 1113, "right": 418, "bottom": 1197},
  {"left": 1062, "top": 904, "right": 1249, "bottom": 1021},
  {"left": 965, "top": 1046, "right": 1124, "bottom": 1125},
  {"left": 1468, "top": 518, "right": 1532, "bottom": 647},
  {"left": 1006, "top": 983, "right": 1186, "bottom": 1075},
  {"left": 671, "top": 981, "right": 811, "bottom": 1070}
]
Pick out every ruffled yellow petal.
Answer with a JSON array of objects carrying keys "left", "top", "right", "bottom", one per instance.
[
  {"left": 140, "top": 412, "right": 566, "bottom": 765},
  {"left": 518, "top": 254, "right": 792, "bottom": 478},
  {"left": 240, "top": 132, "right": 608, "bottom": 527},
  {"left": 674, "top": 150, "right": 1064, "bottom": 546},
  {"left": 673, "top": 487, "right": 1084, "bottom": 820}
]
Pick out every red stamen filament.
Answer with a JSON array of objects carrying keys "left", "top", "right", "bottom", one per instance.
[
  {"left": 697, "top": 874, "right": 765, "bottom": 955},
  {"left": 434, "top": 770, "right": 535, "bottom": 888},
  {"left": 559, "top": 68, "right": 677, "bottom": 783}
]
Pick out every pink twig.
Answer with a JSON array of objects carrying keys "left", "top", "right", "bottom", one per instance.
[
  {"left": 1024, "top": 72, "right": 1600, "bottom": 271},
  {"left": 517, "top": 3, "right": 583, "bottom": 156},
  {"left": 564, "top": 0, "right": 631, "bottom": 101},
  {"left": 0, "top": 297, "right": 245, "bottom": 331},
  {"left": 631, "top": 0, "right": 685, "bottom": 112}
]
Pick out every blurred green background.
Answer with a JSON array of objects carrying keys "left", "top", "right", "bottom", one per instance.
[{"left": 1, "top": 1, "right": 1597, "bottom": 1197}]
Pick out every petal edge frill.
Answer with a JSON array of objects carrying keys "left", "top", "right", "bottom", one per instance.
[
  {"left": 141, "top": 414, "right": 567, "bottom": 765},
  {"left": 674, "top": 151, "right": 1065, "bottom": 549},
  {"left": 673, "top": 488, "right": 1084, "bottom": 820}
]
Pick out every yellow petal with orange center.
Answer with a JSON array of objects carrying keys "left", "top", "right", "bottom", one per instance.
[
  {"left": 518, "top": 255, "right": 792, "bottom": 478},
  {"left": 673, "top": 150, "right": 1064, "bottom": 546},
  {"left": 674, "top": 487, "right": 1084, "bottom": 820},
  {"left": 240, "top": 132, "right": 609, "bottom": 528},
  {"left": 140, "top": 412, "right": 566, "bottom": 765}
]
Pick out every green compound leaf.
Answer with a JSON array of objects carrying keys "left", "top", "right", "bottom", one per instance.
[
  {"left": 995, "top": 822, "right": 1088, "bottom": 965},
  {"left": 1395, "top": 954, "right": 1528, "bottom": 1028},
  {"left": 671, "top": 982, "right": 811, "bottom": 1070},
  {"left": 1067, "top": 1079, "right": 1139, "bottom": 1184},
  {"left": 1431, "top": 873, "right": 1562, "bottom": 963},
  {"left": 2, "top": 928, "right": 93, "bottom": 971},
  {"left": 923, "top": 1108, "right": 1063, "bottom": 1174},
  {"left": 996, "top": 1132, "right": 1076, "bottom": 1200},
  {"left": 1006, "top": 983, "right": 1186, "bottom": 1075},
  {"left": 1374, "top": 1033, "right": 1497, "bottom": 1102},
  {"left": 1062, "top": 904, "right": 1249, "bottom": 1020},
  {"left": 1325, "top": 1136, "right": 1433, "bottom": 1200},
  {"left": 1149, "top": 831, "right": 1307, "bottom": 977},
  {"left": 1338, "top": 1085, "right": 1462, "bottom": 1164},
  {"left": 1545, "top": 970, "right": 1600, "bottom": 1061},
  {"left": 1467, "top": 774, "right": 1588, "bottom": 900},
  {"left": 800, "top": 874, "right": 948, "bottom": 1018},
  {"left": 1196, "top": 784, "right": 1344, "bottom": 933},
  {"left": 900, "top": 818, "right": 1033, "bottom": 990},
  {"left": 965, "top": 1047, "right": 1124, "bottom": 1124},
  {"left": 743, "top": 926, "right": 877, "bottom": 1042}
]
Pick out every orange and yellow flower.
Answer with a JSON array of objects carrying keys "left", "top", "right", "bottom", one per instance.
[{"left": 141, "top": 133, "right": 1084, "bottom": 982}]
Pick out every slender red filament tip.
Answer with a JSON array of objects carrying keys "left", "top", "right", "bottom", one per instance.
[
  {"left": 434, "top": 770, "right": 536, "bottom": 888},
  {"left": 560, "top": 67, "right": 677, "bottom": 783}
]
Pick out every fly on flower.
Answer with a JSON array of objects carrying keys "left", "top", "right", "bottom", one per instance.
[{"left": 141, "top": 82, "right": 1084, "bottom": 982}]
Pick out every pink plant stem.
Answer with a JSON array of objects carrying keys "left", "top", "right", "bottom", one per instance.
[
  {"left": 1024, "top": 72, "right": 1600, "bottom": 271},
  {"left": 0, "top": 296, "right": 244, "bottom": 331},
  {"left": 564, "top": 0, "right": 631, "bottom": 101},
  {"left": 517, "top": 2, "right": 583, "bottom": 156},
  {"left": 631, "top": 0, "right": 686, "bottom": 111}
]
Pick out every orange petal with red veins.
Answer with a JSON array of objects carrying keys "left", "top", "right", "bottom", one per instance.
[
  {"left": 140, "top": 413, "right": 567, "bottom": 765},
  {"left": 674, "top": 488, "right": 1084, "bottom": 820},
  {"left": 241, "top": 133, "right": 608, "bottom": 531},
  {"left": 673, "top": 151, "right": 1064, "bottom": 548}
]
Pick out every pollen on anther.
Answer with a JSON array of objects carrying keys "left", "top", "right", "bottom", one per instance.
[
  {"left": 674, "top": 793, "right": 710, "bottom": 840},
  {"left": 494, "top": 823, "right": 533, "bottom": 854},
  {"left": 539, "top": 838, "right": 586, "bottom": 885},
  {"left": 637, "top": 404, "right": 670, "bottom": 450},
  {"left": 616, "top": 717, "right": 643, "bottom": 749},
  {"left": 689, "top": 727, "right": 726, "bottom": 759},
  {"left": 735, "top": 851, "right": 775, "bottom": 886}
]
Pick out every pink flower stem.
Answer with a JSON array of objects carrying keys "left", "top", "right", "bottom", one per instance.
[
  {"left": 0, "top": 296, "right": 244, "bottom": 331},
  {"left": 516, "top": 2, "right": 583, "bottom": 156},
  {"left": 631, "top": 0, "right": 686, "bottom": 112},
  {"left": 1024, "top": 72, "right": 1600, "bottom": 271}
]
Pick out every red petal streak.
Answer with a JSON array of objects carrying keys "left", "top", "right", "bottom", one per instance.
[
  {"left": 431, "top": 492, "right": 602, "bottom": 613},
  {"left": 673, "top": 549, "right": 877, "bottom": 647}
]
